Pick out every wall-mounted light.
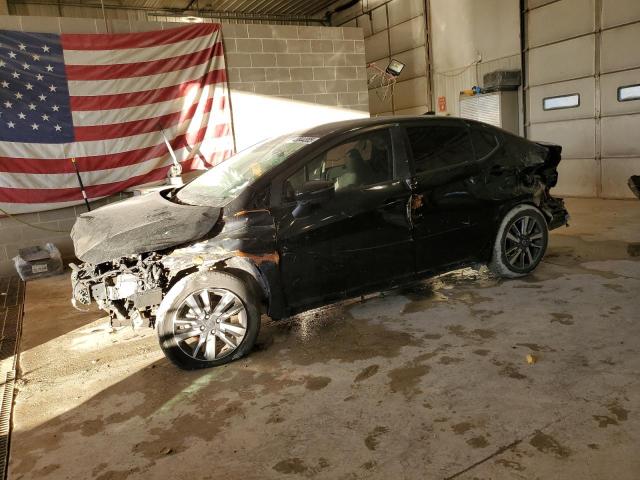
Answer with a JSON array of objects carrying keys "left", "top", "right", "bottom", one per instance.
[{"left": 386, "top": 59, "right": 405, "bottom": 77}]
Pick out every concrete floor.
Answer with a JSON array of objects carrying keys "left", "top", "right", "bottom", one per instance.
[{"left": 8, "top": 198, "right": 640, "bottom": 480}]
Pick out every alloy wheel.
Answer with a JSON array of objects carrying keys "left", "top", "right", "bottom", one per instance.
[
  {"left": 173, "top": 288, "right": 248, "bottom": 361},
  {"left": 504, "top": 214, "right": 545, "bottom": 270}
]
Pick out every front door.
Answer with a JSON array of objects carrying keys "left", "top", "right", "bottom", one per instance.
[{"left": 272, "top": 127, "right": 414, "bottom": 313}]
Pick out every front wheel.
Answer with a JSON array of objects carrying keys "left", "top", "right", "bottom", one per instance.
[
  {"left": 489, "top": 204, "right": 549, "bottom": 278},
  {"left": 156, "top": 271, "right": 261, "bottom": 370}
]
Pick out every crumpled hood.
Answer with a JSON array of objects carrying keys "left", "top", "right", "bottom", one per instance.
[{"left": 71, "top": 191, "right": 221, "bottom": 264}]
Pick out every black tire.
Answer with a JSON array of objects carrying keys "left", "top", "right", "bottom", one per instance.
[
  {"left": 489, "top": 204, "right": 548, "bottom": 278},
  {"left": 156, "top": 270, "right": 260, "bottom": 370}
]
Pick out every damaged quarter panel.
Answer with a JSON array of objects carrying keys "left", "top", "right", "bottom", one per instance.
[{"left": 405, "top": 119, "right": 567, "bottom": 274}]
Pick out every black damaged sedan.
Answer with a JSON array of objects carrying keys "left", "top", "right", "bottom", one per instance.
[{"left": 71, "top": 116, "right": 569, "bottom": 370}]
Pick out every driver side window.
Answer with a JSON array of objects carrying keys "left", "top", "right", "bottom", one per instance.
[{"left": 284, "top": 129, "right": 393, "bottom": 201}]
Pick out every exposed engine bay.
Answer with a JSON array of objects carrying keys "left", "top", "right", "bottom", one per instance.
[{"left": 71, "top": 253, "right": 168, "bottom": 327}]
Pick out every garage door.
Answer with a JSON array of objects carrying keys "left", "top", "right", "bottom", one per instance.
[{"left": 525, "top": 0, "right": 640, "bottom": 198}]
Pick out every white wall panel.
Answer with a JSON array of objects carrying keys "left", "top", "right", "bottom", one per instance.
[
  {"left": 364, "top": 30, "right": 389, "bottom": 63},
  {"left": 371, "top": 5, "right": 387, "bottom": 34},
  {"left": 527, "top": 0, "right": 595, "bottom": 47},
  {"left": 528, "top": 35, "right": 595, "bottom": 85},
  {"left": 368, "top": 86, "right": 394, "bottom": 114},
  {"left": 395, "top": 106, "right": 428, "bottom": 116},
  {"left": 529, "top": 77, "right": 596, "bottom": 123},
  {"left": 393, "top": 76, "right": 429, "bottom": 110},
  {"left": 601, "top": 157, "right": 640, "bottom": 198},
  {"left": 529, "top": 119, "right": 596, "bottom": 159},
  {"left": 527, "top": 0, "right": 558, "bottom": 9},
  {"left": 601, "top": 113, "right": 640, "bottom": 157},
  {"left": 552, "top": 159, "right": 600, "bottom": 197},
  {"left": 389, "top": 15, "right": 425, "bottom": 55},
  {"left": 600, "top": 22, "right": 640, "bottom": 73},
  {"left": 387, "top": 0, "right": 423, "bottom": 27},
  {"left": 600, "top": 69, "right": 640, "bottom": 116},
  {"left": 602, "top": 0, "right": 640, "bottom": 29},
  {"left": 356, "top": 14, "right": 372, "bottom": 37},
  {"left": 392, "top": 46, "right": 427, "bottom": 81}
]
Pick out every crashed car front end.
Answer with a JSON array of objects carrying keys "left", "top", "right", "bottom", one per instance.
[
  {"left": 69, "top": 188, "right": 221, "bottom": 326},
  {"left": 71, "top": 252, "right": 167, "bottom": 327},
  {"left": 70, "top": 199, "right": 279, "bottom": 327}
]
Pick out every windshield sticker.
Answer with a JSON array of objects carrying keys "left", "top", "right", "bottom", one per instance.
[{"left": 288, "top": 136, "right": 319, "bottom": 144}]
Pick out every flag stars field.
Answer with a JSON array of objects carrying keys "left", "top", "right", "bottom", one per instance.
[
  {"left": 1, "top": 31, "right": 74, "bottom": 146},
  {"left": 1, "top": 24, "right": 232, "bottom": 212}
]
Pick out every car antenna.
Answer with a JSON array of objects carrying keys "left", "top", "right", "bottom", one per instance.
[
  {"left": 71, "top": 157, "right": 91, "bottom": 212},
  {"left": 161, "top": 128, "right": 183, "bottom": 186}
]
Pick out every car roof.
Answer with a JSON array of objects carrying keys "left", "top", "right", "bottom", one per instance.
[{"left": 299, "top": 115, "right": 467, "bottom": 137}]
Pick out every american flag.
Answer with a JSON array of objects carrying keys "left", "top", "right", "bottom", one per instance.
[{"left": 0, "top": 24, "right": 233, "bottom": 214}]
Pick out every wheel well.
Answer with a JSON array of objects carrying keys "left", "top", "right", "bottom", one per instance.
[
  {"left": 218, "top": 267, "right": 268, "bottom": 314},
  {"left": 498, "top": 200, "right": 545, "bottom": 225},
  {"left": 166, "top": 266, "right": 198, "bottom": 291},
  {"left": 166, "top": 261, "right": 270, "bottom": 315}
]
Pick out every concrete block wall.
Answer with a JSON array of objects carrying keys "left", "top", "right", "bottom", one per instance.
[
  {"left": 222, "top": 23, "right": 369, "bottom": 149},
  {"left": 224, "top": 24, "right": 367, "bottom": 108},
  {"left": 325, "top": 0, "right": 432, "bottom": 116}
]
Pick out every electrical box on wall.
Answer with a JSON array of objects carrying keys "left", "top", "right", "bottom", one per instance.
[{"left": 459, "top": 91, "right": 520, "bottom": 135}]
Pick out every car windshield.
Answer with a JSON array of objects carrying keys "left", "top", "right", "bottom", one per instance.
[{"left": 177, "top": 134, "right": 317, "bottom": 206}]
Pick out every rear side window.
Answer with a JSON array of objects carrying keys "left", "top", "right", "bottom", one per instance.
[
  {"left": 406, "top": 124, "right": 473, "bottom": 173},
  {"left": 470, "top": 125, "right": 499, "bottom": 160}
]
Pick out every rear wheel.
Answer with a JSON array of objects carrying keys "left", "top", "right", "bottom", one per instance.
[
  {"left": 489, "top": 204, "right": 548, "bottom": 278},
  {"left": 156, "top": 271, "right": 260, "bottom": 370}
]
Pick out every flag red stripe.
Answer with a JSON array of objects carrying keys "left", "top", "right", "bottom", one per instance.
[
  {"left": 0, "top": 158, "right": 217, "bottom": 204},
  {"left": 74, "top": 97, "right": 221, "bottom": 142},
  {"left": 61, "top": 24, "right": 219, "bottom": 51},
  {"left": 0, "top": 125, "right": 232, "bottom": 174},
  {"left": 69, "top": 69, "right": 226, "bottom": 111},
  {"left": 65, "top": 43, "right": 224, "bottom": 81},
  {"left": 0, "top": 167, "right": 170, "bottom": 203}
]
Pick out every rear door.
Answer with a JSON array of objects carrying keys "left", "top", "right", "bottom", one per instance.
[
  {"left": 272, "top": 126, "right": 414, "bottom": 312},
  {"left": 403, "top": 120, "right": 488, "bottom": 273}
]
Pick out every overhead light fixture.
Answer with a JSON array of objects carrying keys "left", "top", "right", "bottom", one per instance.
[{"left": 386, "top": 59, "right": 405, "bottom": 77}]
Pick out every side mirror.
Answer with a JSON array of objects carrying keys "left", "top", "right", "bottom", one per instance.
[{"left": 292, "top": 180, "right": 335, "bottom": 217}]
